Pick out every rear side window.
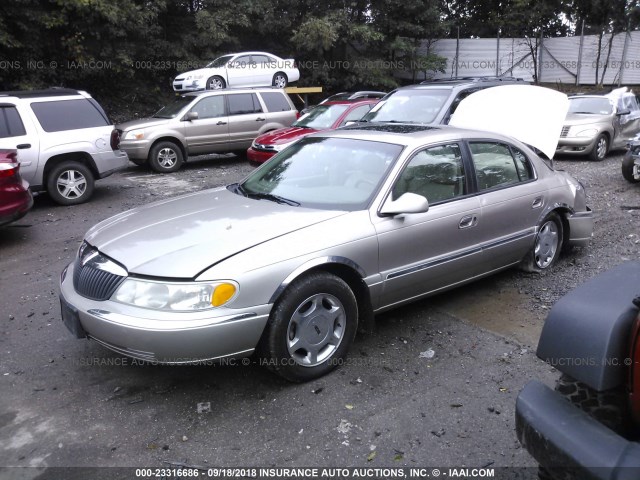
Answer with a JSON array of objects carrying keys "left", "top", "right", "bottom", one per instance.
[
  {"left": 260, "top": 92, "right": 292, "bottom": 112},
  {"left": 0, "top": 106, "right": 27, "bottom": 138},
  {"left": 469, "top": 142, "right": 533, "bottom": 191},
  {"left": 227, "top": 93, "right": 262, "bottom": 115},
  {"left": 30, "top": 99, "right": 110, "bottom": 132}
]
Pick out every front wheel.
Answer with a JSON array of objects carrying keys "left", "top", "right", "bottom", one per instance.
[
  {"left": 260, "top": 272, "right": 358, "bottom": 382},
  {"left": 148, "top": 141, "right": 183, "bottom": 173},
  {"left": 46, "top": 161, "right": 95, "bottom": 205},
  {"left": 206, "top": 76, "right": 226, "bottom": 90},
  {"left": 622, "top": 154, "right": 640, "bottom": 183},
  {"left": 520, "top": 212, "right": 563, "bottom": 272},
  {"left": 589, "top": 134, "right": 608, "bottom": 161},
  {"left": 272, "top": 72, "right": 288, "bottom": 88}
]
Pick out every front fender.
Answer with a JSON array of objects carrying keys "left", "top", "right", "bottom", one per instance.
[{"left": 536, "top": 261, "right": 640, "bottom": 391}]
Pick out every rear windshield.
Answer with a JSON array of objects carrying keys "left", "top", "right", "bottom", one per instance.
[{"left": 31, "top": 99, "right": 110, "bottom": 132}]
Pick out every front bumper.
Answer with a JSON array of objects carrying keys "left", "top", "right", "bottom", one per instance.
[
  {"left": 247, "top": 147, "right": 276, "bottom": 164},
  {"left": 567, "top": 207, "right": 593, "bottom": 247},
  {"left": 172, "top": 79, "right": 204, "bottom": 92},
  {"left": 556, "top": 137, "right": 597, "bottom": 156},
  {"left": 59, "top": 261, "right": 271, "bottom": 363},
  {"left": 119, "top": 140, "right": 152, "bottom": 161},
  {"left": 516, "top": 381, "right": 640, "bottom": 480}
]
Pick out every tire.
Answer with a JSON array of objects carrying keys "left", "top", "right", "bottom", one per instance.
[
  {"left": 272, "top": 72, "right": 288, "bottom": 88},
  {"left": 46, "top": 161, "right": 95, "bottom": 205},
  {"left": 129, "top": 158, "right": 147, "bottom": 167},
  {"left": 206, "top": 76, "right": 226, "bottom": 90},
  {"left": 148, "top": 141, "right": 183, "bottom": 173},
  {"left": 520, "top": 212, "right": 563, "bottom": 272},
  {"left": 589, "top": 134, "right": 608, "bottom": 161},
  {"left": 622, "top": 154, "right": 640, "bottom": 183},
  {"left": 556, "top": 373, "right": 631, "bottom": 436},
  {"left": 260, "top": 272, "right": 358, "bottom": 382}
]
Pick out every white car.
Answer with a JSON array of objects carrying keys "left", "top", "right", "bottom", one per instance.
[{"left": 172, "top": 52, "right": 300, "bottom": 92}]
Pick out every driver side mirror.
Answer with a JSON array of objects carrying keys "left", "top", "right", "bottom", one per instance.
[
  {"left": 185, "top": 111, "right": 199, "bottom": 121},
  {"left": 380, "top": 192, "right": 430, "bottom": 216}
]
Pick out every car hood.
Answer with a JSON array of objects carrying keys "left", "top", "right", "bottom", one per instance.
[
  {"left": 449, "top": 85, "right": 569, "bottom": 159},
  {"left": 117, "top": 118, "right": 170, "bottom": 131},
  {"left": 85, "top": 187, "right": 346, "bottom": 278},
  {"left": 563, "top": 113, "right": 611, "bottom": 126},
  {"left": 255, "top": 126, "right": 316, "bottom": 145}
]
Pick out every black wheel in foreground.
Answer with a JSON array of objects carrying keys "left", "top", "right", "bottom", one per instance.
[
  {"left": 622, "top": 154, "right": 640, "bottom": 183},
  {"left": 260, "top": 271, "right": 358, "bottom": 382}
]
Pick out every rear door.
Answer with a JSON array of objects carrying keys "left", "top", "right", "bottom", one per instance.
[
  {"left": 466, "top": 140, "right": 543, "bottom": 270},
  {"left": 0, "top": 103, "right": 40, "bottom": 185},
  {"left": 226, "top": 93, "right": 266, "bottom": 149},
  {"left": 183, "top": 95, "right": 229, "bottom": 154}
]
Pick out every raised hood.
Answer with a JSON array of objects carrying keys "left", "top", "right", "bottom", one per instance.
[
  {"left": 450, "top": 85, "right": 569, "bottom": 159},
  {"left": 85, "top": 187, "right": 345, "bottom": 278}
]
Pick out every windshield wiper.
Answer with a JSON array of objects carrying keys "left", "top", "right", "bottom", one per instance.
[
  {"left": 247, "top": 192, "right": 300, "bottom": 206},
  {"left": 572, "top": 111, "right": 596, "bottom": 114},
  {"left": 228, "top": 183, "right": 248, "bottom": 196}
]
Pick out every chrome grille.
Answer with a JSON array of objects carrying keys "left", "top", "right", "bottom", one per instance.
[
  {"left": 560, "top": 126, "right": 570, "bottom": 137},
  {"left": 73, "top": 244, "right": 127, "bottom": 301}
]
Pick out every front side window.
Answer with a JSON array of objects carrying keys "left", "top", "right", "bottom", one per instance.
[
  {"left": 228, "top": 94, "right": 262, "bottom": 115},
  {"left": 0, "top": 106, "right": 26, "bottom": 138},
  {"left": 190, "top": 96, "right": 225, "bottom": 119},
  {"left": 470, "top": 142, "right": 533, "bottom": 191},
  {"left": 392, "top": 143, "right": 466, "bottom": 204}
]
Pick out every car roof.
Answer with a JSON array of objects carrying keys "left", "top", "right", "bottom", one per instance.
[
  {"left": 317, "top": 122, "right": 522, "bottom": 149},
  {"left": 182, "top": 87, "right": 288, "bottom": 97},
  {"left": 0, "top": 88, "right": 88, "bottom": 99}
]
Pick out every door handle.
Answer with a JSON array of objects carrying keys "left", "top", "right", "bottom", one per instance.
[
  {"left": 16, "top": 143, "right": 31, "bottom": 149},
  {"left": 216, "top": 121, "right": 227, "bottom": 125},
  {"left": 532, "top": 197, "right": 544, "bottom": 209},
  {"left": 459, "top": 214, "right": 478, "bottom": 229},
  {"left": 255, "top": 117, "right": 266, "bottom": 122}
]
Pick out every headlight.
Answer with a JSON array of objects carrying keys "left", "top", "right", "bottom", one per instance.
[
  {"left": 113, "top": 278, "right": 238, "bottom": 311},
  {"left": 124, "top": 129, "right": 144, "bottom": 140},
  {"left": 575, "top": 128, "right": 598, "bottom": 138},
  {"left": 272, "top": 141, "right": 294, "bottom": 152}
]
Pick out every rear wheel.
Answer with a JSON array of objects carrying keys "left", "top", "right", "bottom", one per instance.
[
  {"left": 148, "top": 141, "right": 183, "bottom": 173},
  {"left": 46, "top": 161, "right": 95, "bottom": 205},
  {"left": 520, "top": 212, "right": 563, "bottom": 272},
  {"left": 589, "top": 134, "right": 608, "bottom": 161},
  {"left": 259, "top": 272, "right": 358, "bottom": 382},
  {"left": 622, "top": 154, "right": 640, "bottom": 183}
]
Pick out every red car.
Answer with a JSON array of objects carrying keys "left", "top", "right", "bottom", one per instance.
[
  {"left": 0, "top": 149, "right": 33, "bottom": 226},
  {"left": 246, "top": 99, "right": 379, "bottom": 164}
]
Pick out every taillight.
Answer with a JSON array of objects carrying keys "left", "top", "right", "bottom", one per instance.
[
  {"left": 110, "top": 129, "right": 121, "bottom": 150},
  {"left": 629, "top": 298, "right": 640, "bottom": 423},
  {"left": 295, "top": 110, "right": 301, "bottom": 119},
  {"left": 0, "top": 152, "right": 19, "bottom": 179}
]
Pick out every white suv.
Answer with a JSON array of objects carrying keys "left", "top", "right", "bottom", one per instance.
[{"left": 0, "top": 89, "right": 129, "bottom": 205}]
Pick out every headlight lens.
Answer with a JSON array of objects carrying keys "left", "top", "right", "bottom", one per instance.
[
  {"left": 575, "top": 128, "right": 598, "bottom": 138},
  {"left": 124, "top": 129, "right": 144, "bottom": 140},
  {"left": 272, "top": 141, "right": 294, "bottom": 152},
  {"left": 113, "top": 278, "right": 238, "bottom": 311}
]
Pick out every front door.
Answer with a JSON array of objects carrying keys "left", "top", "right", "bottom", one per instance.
[
  {"left": 183, "top": 95, "right": 229, "bottom": 155},
  {"left": 373, "top": 143, "right": 484, "bottom": 309}
]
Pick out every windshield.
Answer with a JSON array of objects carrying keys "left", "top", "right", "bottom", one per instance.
[
  {"left": 568, "top": 97, "right": 613, "bottom": 115},
  {"left": 239, "top": 136, "right": 402, "bottom": 210},
  {"left": 153, "top": 96, "right": 194, "bottom": 119},
  {"left": 206, "top": 55, "right": 234, "bottom": 68},
  {"left": 361, "top": 89, "right": 451, "bottom": 124},
  {"left": 293, "top": 104, "right": 350, "bottom": 130}
]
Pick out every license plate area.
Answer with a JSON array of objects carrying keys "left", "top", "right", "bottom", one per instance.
[{"left": 60, "top": 296, "right": 87, "bottom": 339}]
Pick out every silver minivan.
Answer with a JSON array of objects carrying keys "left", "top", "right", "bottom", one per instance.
[{"left": 117, "top": 88, "right": 298, "bottom": 172}]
